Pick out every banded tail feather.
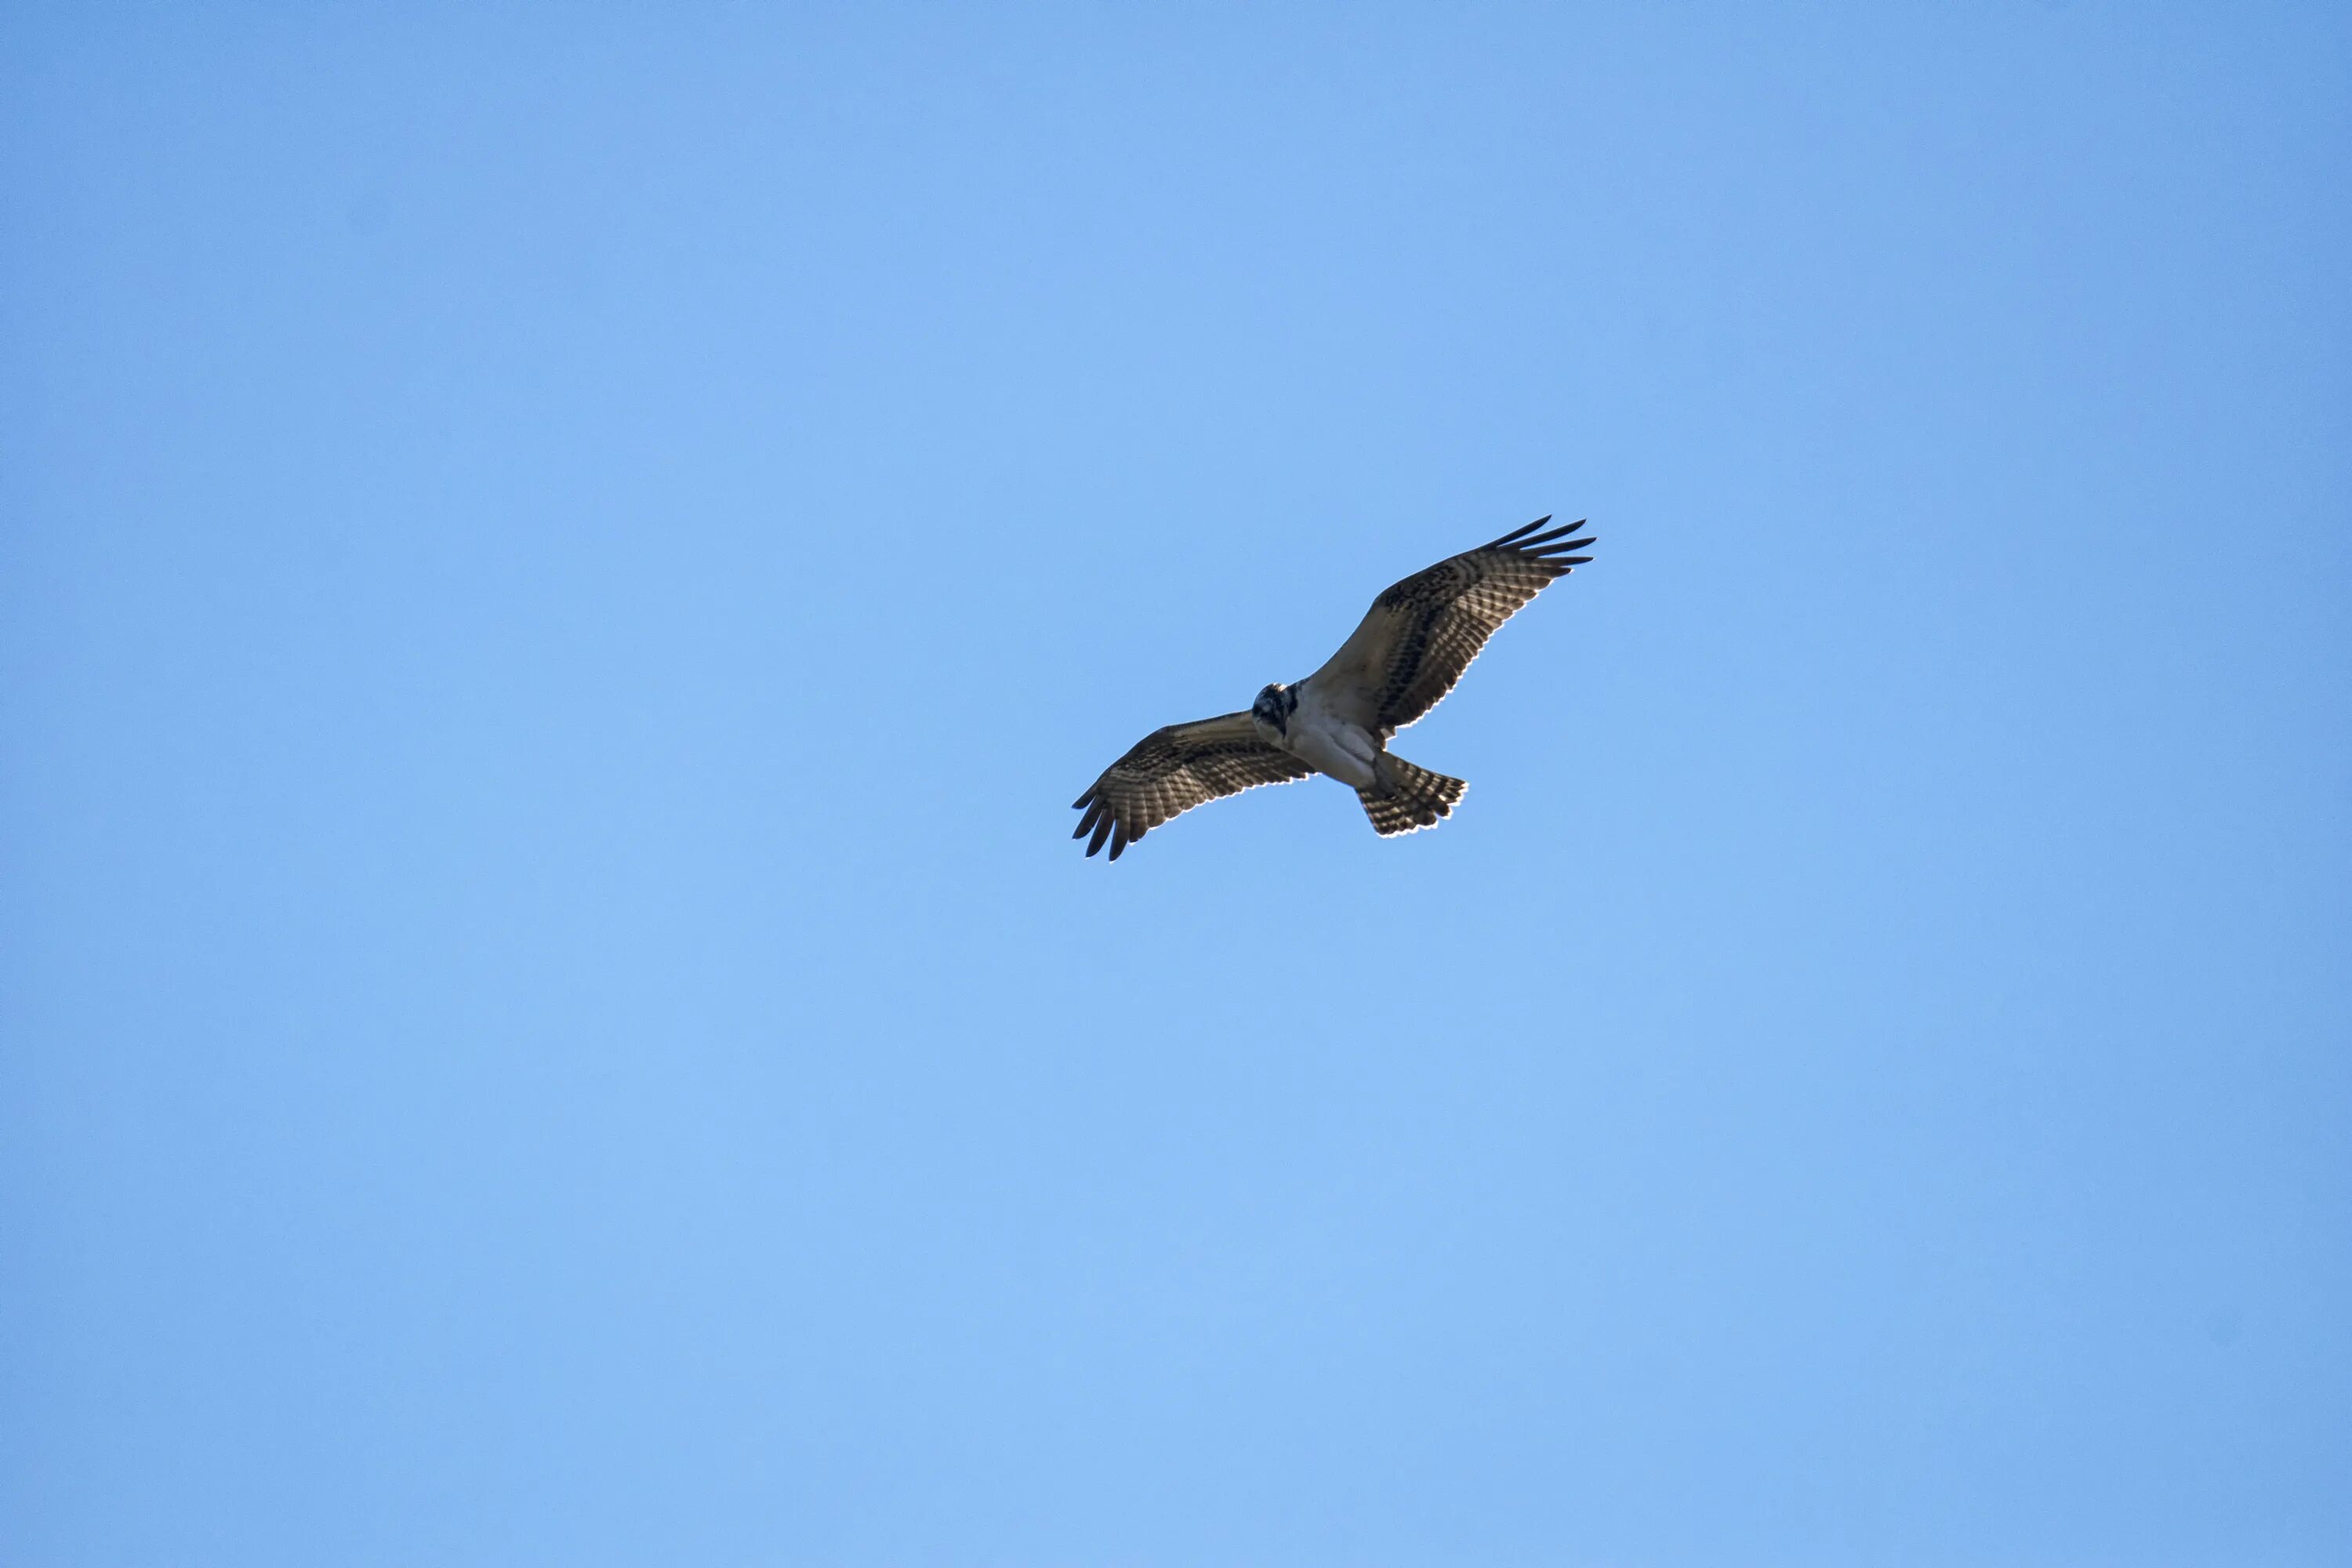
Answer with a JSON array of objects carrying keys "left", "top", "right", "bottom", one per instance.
[{"left": 1359, "top": 754, "right": 1467, "bottom": 837}]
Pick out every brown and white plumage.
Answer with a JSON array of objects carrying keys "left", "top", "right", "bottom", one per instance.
[
  {"left": 1072, "top": 517, "right": 1595, "bottom": 861},
  {"left": 1069, "top": 713, "right": 1312, "bottom": 862},
  {"left": 1309, "top": 517, "right": 1596, "bottom": 739}
]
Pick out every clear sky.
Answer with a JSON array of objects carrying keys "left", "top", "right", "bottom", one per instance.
[{"left": 4, "top": 4, "right": 2347, "bottom": 1564}]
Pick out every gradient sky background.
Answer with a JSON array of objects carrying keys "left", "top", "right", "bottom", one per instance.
[{"left": 5, "top": 5, "right": 2348, "bottom": 1565}]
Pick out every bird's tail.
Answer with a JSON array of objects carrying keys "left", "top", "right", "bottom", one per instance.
[{"left": 1359, "top": 753, "right": 1468, "bottom": 837}]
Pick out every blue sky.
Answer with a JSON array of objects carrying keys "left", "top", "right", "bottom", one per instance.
[{"left": 4, "top": 4, "right": 2347, "bottom": 1563}]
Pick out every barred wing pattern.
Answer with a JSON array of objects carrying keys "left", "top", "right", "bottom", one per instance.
[
  {"left": 1070, "top": 712, "right": 1313, "bottom": 861},
  {"left": 1314, "top": 517, "right": 1595, "bottom": 736}
]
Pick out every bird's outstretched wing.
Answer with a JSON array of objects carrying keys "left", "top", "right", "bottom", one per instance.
[
  {"left": 1309, "top": 517, "right": 1595, "bottom": 735},
  {"left": 1072, "top": 712, "right": 1312, "bottom": 860}
]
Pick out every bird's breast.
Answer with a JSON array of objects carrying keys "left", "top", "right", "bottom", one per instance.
[{"left": 1285, "top": 705, "right": 1377, "bottom": 789}]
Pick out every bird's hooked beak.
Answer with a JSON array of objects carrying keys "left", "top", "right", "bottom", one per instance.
[{"left": 1253, "top": 684, "right": 1290, "bottom": 736}]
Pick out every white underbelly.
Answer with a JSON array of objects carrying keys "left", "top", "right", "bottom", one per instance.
[{"left": 1288, "top": 712, "right": 1377, "bottom": 789}]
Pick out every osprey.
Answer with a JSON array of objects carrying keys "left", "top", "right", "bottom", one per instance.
[{"left": 1072, "top": 516, "right": 1595, "bottom": 860}]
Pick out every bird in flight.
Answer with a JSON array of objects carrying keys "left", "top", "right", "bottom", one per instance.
[{"left": 1072, "top": 517, "right": 1595, "bottom": 860}]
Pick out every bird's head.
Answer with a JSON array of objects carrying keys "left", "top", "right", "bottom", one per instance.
[{"left": 1251, "top": 683, "right": 1293, "bottom": 739}]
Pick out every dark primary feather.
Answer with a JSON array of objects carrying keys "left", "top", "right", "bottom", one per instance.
[
  {"left": 1316, "top": 516, "right": 1595, "bottom": 735},
  {"left": 1069, "top": 711, "right": 1312, "bottom": 860}
]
